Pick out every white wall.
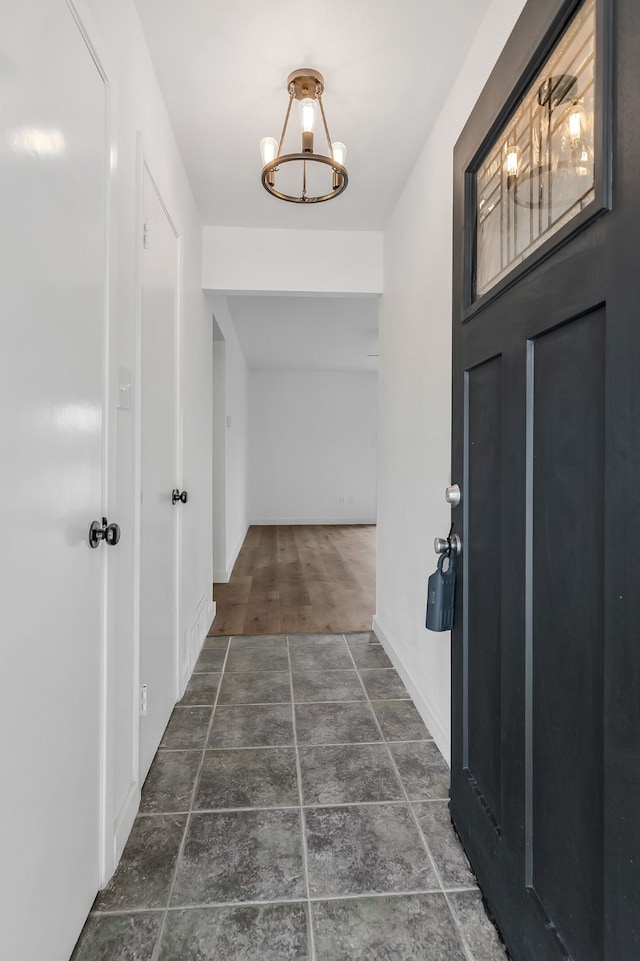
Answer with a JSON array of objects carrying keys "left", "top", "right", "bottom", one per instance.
[
  {"left": 203, "top": 226, "right": 383, "bottom": 294},
  {"left": 375, "top": 0, "right": 527, "bottom": 763},
  {"left": 83, "top": 0, "right": 213, "bottom": 871},
  {"left": 207, "top": 294, "right": 250, "bottom": 580},
  {"left": 250, "top": 371, "right": 377, "bottom": 525}
]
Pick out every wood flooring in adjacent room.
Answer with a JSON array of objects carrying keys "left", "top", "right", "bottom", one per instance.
[{"left": 210, "top": 525, "right": 376, "bottom": 636}]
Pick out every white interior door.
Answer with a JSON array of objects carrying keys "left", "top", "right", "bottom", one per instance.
[
  {"left": 139, "top": 165, "right": 180, "bottom": 780},
  {"left": 0, "top": 4, "right": 110, "bottom": 959}
]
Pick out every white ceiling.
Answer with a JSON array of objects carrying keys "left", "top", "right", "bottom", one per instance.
[
  {"left": 227, "top": 295, "right": 379, "bottom": 371},
  {"left": 133, "top": 0, "right": 492, "bottom": 230}
]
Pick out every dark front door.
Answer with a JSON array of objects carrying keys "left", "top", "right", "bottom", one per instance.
[{"left": 451, "top": 1, "right": 640, "bottom": 959}]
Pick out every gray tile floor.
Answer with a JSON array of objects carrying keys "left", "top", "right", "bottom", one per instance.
[{"left": 71, "top": 633, "right": 507, "bottom": 961}]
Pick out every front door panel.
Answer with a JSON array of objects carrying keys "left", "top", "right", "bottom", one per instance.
[
  {"left": 529, "top": 310, "right": 604, "bottom": 961},
  {"left": 451, "top": 1, "right": 640, "bottom": 959}
]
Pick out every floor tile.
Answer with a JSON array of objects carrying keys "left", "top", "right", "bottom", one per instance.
[
  {"left": 225, "top": 647, "right": 290, "bottom": 673},
  {"left": 299, "top": 744, "right": 403, "bottom": 805},
  {"left": 229, "top": 635, "right": 288, "bottom": 652},
  {"left": 194, "top": 649, "right": 226, "bottom": 672},
  {"left": 160, "top": 706, "right": 212, "bottom": 750},
  {"left": 180, "top": 673, "right": 221, "bottom": 706},
  {"left": 140, "top": 750, "right": 201, "bottom": 813},
  {"left": 94, "top": 815, "right": 187, "bottom": 911},
  {"left": 389, "top": 742, "right": 450, "bottom": 800},
  {"left": 194, "top": 748, "right": 299, "bottom": 809},
  {"left": 218, "top": 671, "right": 291, "bottom": 705},
  {"left": 312, "top": 894, "right": 467, "bottom": 961},
  {"left": 289, "top": 635, "right": 353, "bottom": 670},
  {"left": 371, "top": 700, "right": 431, "bottom": 741},
  {"left": 171, "top": 809, "right": 305, "bottom": 905},
  {"left": 71, "top": 912, "right": 163, "bottom": 961},
  {"left": 448, "top": 891, "right": 508, "bottom": 961},
  {"left": 414, "top": 802, "right": 476, "bottom": 888},
  {"left": 359, "top": 669, "right": 409, "bottom": 700},
  {"left": 203, "top": 636, "right": 230, "bottom": 650},
  {"left": 292, "top": 669, "right": 364, "bottom": 703},
  {"left": 345, "top": 631, "right": 379, "bottom": 646},
  {"left": 208, "top": 703, "right": 294, "bottom": 749},
  {"left": 349, "top": 645, "right": 393, "bottom": 670},
  {"left": 295, "top": 702, "right": 381, "bottom": 745},
  {"left": 305, "top": 804, "right": 438, "bottom": 898},
  {"left": 159, "top": 903, "right": 309, "bottom": 961}
]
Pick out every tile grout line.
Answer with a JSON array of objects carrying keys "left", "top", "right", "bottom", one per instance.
[
  {"left": 135, "top": 796, "right": 452, "bottom": 818},
  {"left": 345, "top": 637, "right": 475, "bottom": 961},
  {"left": 286, "top": 635, "right": 317, "bottom": 961},
  {"left": 171, "top": 697, "right": 412, "bottom": 710},
  {"left": 342, "top": 633, "right": 477, "bottom": 961},
  {"left": 149, "top": 636, "right": 232, "bottom": 961},
  {"left": 89, "top": 883, "right": 480, "bottom": 918},
  {"left": 158, "top": 737, "right": 434, "bottom": 755}
]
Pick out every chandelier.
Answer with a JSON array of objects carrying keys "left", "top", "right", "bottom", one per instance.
[
  {"left": 260, "top": 68, "right": 348, "bottom": 204},
  {"left": 503, "top": 73, "right": 593, "bottom": 210}
]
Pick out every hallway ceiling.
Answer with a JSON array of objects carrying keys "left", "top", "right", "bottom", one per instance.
[
  {"left": 227, "top": 295, "right": 379, "bottom": 371},
  {"left": 133, "top": 0, "right": 492, "bottom": 230}
]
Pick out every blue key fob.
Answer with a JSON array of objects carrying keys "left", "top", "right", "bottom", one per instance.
[{"left": 426, "top": 552, "right": 457, "bottom": 632}]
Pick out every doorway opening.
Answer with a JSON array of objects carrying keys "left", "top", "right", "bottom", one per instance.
[{"left": 209, "top": 293, "right": 378, "bottom": 638}]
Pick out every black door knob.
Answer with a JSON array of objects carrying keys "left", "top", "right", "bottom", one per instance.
[
  {"left": 105, "top": 522, "right": 121, "bottom": 546},
  {"left": 89, "top": 517, "right": 121, "bottom": 548},
  {"left": 172, "top": 489, "right": 189, "bottom": 505}
]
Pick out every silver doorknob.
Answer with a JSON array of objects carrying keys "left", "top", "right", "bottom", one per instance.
[
  {"left": 445, "top": 484, "right": 461, "bottom": 507},
  {"left": 434, "top": 534, "right": 462, "bottom": 556}
]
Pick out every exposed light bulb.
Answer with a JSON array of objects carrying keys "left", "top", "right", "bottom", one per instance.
[
  {"left": 260, "top": 136, "right": 278, "bottom": 165},
  {"left": 332, "top": 142, "right": 347, "bottom": 166},
  {"left": 299, "top": 98, "right": 316, "bottom": 133},
  {"left": 568, "top": 103, "right": 587, "bottom": 142},
  {"left": 504, "top": 144, "right": 521, "bottom": 178}
]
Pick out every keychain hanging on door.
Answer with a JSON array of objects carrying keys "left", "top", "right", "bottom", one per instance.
[{"left": 426, "top": 523, "right": 457, "bottom": 632}]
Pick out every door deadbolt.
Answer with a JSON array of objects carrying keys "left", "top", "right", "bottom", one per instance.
[
  {"left": 89, "top": 517, "right": 121, "bottom": 549},
  {"left": 445, "top": 484, "right": 461, "bottom": 507},
  {"left": 172, "top": 489, "right": 188, "bottom": 505}
]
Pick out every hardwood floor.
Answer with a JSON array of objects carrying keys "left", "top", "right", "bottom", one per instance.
[{"left": 210, "top": 525, "right": 376, "bottom": 636}]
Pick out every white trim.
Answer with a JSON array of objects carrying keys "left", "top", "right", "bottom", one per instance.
[
  {"left": 372, "top": 614, "right": 451, "bottom": 766},
  {"left": 113, "top": 783, "right": 141, "bottom": 865},
  {"left": 135, "top": 153, "right": 183, "bottom": 782},
  {"left": 206, "top": 600, "right": 217, "bottom": 631},
  {"left": 65, "top": 0, "right": 119, "bottom": 888},
  {"left": 249, "top": 517, "right": 377, "bottom": 527},
  {"left": 214, "top": 525, "right": 249, "bottom": 583}
]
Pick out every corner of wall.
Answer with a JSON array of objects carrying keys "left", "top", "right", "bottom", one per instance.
[{"left": 372, "top": 615, "right": 451, "bottom": 765}]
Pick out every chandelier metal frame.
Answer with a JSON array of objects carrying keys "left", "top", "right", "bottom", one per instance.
[{"left": 260, "top": 68, "right": 348, "bottom": 204}]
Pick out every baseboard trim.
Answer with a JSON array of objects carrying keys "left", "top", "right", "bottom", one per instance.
[
  {"left": 250, "top": 517, "right": 377, "bottom": 526},
  {"left": 372, "top": 614, "right": 451, "bottom": 765},
  {"left": 111, "top": 782, "right": 141, "bottom": 878},
  {"left": 214, "top": 527, "right": 248, "bottom": 583},
  {"left": 204, "top": 600, "right": 216, "bottom": 637}
]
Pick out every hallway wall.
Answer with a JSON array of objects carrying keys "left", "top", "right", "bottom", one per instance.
[
  {"left": 208, "top": 294, "right": 250, "bottom": 581},
  {"left": 249, "top": 370, "right": 377, "bottom": 525},
  {"left": 375, "top": 0, "right": 527, "bottom": 762},
  {"left": 84, "top": 0, "right": 213, "bottom": 868}
]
